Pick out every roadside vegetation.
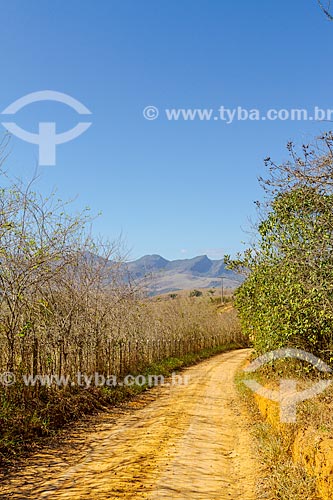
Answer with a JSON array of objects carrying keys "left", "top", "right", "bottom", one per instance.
[
  {"left": 0, "top": 152, "right": 246, "bottom": 464},
  {"left": 228, "top": 132, "right": 333, "bottom": 499},
  {"left": 226, "top": 132, "right": 333, "bottom": 363},
  {"left": 236, "top": 370, "right": 319, "bottom": 500}
]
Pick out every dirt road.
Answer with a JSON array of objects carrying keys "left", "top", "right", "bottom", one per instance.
[{"left": 0, "top": 349, "right": 258, "bottom": 500}]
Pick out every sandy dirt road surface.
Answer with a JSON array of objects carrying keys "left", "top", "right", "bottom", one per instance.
[{"left": 0, "top": 349, "right": 258, "bottom": 500}]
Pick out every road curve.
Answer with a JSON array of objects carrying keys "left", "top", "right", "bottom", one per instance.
[{"left": 0, "top": 349, "right": 258, "bottom": 500}]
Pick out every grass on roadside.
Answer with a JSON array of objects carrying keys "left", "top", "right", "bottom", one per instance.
[
  {"left": 0, "top": 341, "right": 242, "bottom": 467},
  {"left": 235, "top": 367, "right": 319, "bottom": 500}
]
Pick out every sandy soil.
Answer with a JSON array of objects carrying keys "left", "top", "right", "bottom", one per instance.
[{"left": 0, "top": 349, "right": 258, "bottom": 499}]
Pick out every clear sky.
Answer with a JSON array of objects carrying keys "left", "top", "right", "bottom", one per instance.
[{"left": 0, "top": 0, "right": 332, "bottom": 261}]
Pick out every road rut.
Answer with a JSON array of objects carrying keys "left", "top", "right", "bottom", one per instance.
[{"left": 0, "top": 349, "right": 257, "bottom": 499}]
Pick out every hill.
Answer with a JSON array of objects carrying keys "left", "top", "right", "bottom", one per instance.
[{"left": 125, "top": 254, "right": 242, "bottom": 295}]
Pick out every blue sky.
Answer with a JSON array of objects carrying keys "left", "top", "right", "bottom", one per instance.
[{"left": 0, "top": 0, "right": 332, "bottom": 261}]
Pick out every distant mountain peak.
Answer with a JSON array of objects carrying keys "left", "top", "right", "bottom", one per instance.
[
  {"left": 124, "top": 254, "right": 242, "bottom": 295},
  {"left": 134, "top": 254, "right": 169, "bottom": 266},
  {"left": 187, "top": 255, "right": 212, "bottom": 274}
]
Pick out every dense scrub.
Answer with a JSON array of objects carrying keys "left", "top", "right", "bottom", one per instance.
[
  {"left": 226, "top": 132, "right": 333, "bottom": 363},
  {"left": 0, "top": 164, "right": 245, "bottom": 462}
]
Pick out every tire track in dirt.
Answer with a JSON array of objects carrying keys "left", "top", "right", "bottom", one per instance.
[{"left": 0, "top": 349, "right": 257, "bottom": 499}]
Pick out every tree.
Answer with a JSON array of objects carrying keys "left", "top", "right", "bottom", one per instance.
[
  {"left": 226, "top": 133, "right": 333, "bottom": 361},
  {"left": 318, "top": 1, "right": 333, "bottom": 20}
]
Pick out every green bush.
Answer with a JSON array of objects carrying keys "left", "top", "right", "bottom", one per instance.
[{"left": 226, "top": 134, "right": 333, "bottom": 363}]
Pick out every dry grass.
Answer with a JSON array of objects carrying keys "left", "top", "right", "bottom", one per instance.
[
  {"left": 235, "top": 367, "right": 320, "bottom": 500},
  {"left": 0, "top": 296, "right": 246, "bottom": 464},
  {"left": 252, "top": 421, "right": 318, "bottom": 500}
]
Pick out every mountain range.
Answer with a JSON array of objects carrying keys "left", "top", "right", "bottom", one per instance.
[{"left": 125, "top": 254, "right": 243, "bottom": 295}]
